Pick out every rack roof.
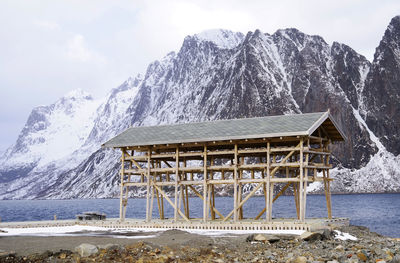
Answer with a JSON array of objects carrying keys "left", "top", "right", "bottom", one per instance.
[{"left": 102, "top": 111, "right": 345, "bottom": 148}]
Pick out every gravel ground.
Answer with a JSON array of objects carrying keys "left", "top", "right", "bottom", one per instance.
[{"left": 0, "top": 225, "right": 399, "bottom": 262}]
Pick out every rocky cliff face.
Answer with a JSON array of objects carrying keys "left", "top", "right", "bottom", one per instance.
[
  {"left": 1, "top": 17, "right": 400, "bottom": 199},
  {"left": 362, "top": 16, "right": 400, "bottom": 155}
]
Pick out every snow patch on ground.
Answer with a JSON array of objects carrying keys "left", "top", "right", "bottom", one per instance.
[
  {"left": 0, "top": 225, "right": 305, "bottom": 237},
  {"left": 334, "top": 230, "right": 357, "bottom": 241}
]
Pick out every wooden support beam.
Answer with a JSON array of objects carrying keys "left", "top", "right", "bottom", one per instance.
[
  {"left": 152, "top": 183, "right": 190, "bottom": 222},
  {"left": 188, "top": 185, "right": 225, "bottom": 220},
  {"left": 254, "top": 182, "right": 292, "bottom": 220},
  {"left": 223, "top": 182, "right": 264, "bottom": 222}
]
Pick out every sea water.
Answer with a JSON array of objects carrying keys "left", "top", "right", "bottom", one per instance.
[{"left": 0, "top": 193, "right": 399, "bottom": 237}]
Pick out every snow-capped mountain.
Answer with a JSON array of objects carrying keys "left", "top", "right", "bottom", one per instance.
[{"left": 1, "top": 17, "right": 400, "bottom": 199}]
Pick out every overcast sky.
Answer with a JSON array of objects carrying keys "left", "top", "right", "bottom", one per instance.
[{"left": 0, "top": 0, "right": 399, "bottom": 152}]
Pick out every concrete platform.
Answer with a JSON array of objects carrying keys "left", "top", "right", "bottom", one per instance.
[{"left": 0, "top": 217, "right": 349, "bottom": 233}]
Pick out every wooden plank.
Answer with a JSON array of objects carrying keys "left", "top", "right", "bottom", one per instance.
[
  {"left": 179, "top": 181, "right": 203, "bottom": 185},
  {"left": 179, "top": 152, "right": 203, "bottom": 157},
  {"left": 208, "top": 165, "right": 234, "bottom": 171},
  {"left": 126, "top": 137, "right": 297, "bottom": 151},
  {"left": 124, "top": 168, "right": 146, "bottom": 174},
  {"left": 207, "top": 150, "right": 235, "bottom": 156}
]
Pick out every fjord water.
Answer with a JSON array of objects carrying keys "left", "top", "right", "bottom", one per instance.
[{"left": 0, "top": 193, "right": 399, "bottom": 237}]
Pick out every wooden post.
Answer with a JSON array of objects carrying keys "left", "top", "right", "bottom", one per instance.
[
  {"left": 119, "top": 148, "right": 125, "bottom": 222},
  {"left": 327, "top": 169, "right": 332, "bottom": 219},
  {"left": 299, "top": 138, "right": 304, "bottom": 222},
  {"left": 238, "top": 156, "right": 243, "bottom": 220},
  {"left": 210, "top": 157, "right": 215, "bottom": 220},
  {"left": 149, "top": 182, "right": 154, "bottom": 221},
  {"left": 123, "top": 150, "right": 133, "bottom": 220},
  {"left": 233, "top": 144, "right": 238, "bottom": 222},
  {"left": 160, "top": 174, "right": 165, "bottom": 219},
  {"left": 203, "top": 145, "right": 207, "bottom": 222},
  {"left": 266, "top": 142, "right": 271, "bottom": 221},
  {"left": 145, "top": 149, "right": 151, "bottom": 222},
  {"left": 303, "top": 138, "right": 309, "bottom": 221},
  {"left": 174, "top": 147, "right": 179, "bottom": 222},
  {"left": 185, "top": 175, "right": 189, "bottom": 218}
]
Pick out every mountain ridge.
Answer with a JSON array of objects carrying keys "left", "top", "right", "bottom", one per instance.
[{"left": 1, "top": 17, "right": 400, "bottom": 199}]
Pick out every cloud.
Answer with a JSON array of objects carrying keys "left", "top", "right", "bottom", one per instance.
[
  {"left": 66, "top": 34, "right": 106, "bottom": 63},
  {"left": 34, "top": 20, "right": 60, "bottom": 30}
]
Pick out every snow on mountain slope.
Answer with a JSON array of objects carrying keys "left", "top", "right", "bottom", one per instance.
[
  {"left": 0, "top": 89, "right": 102, "bottom": 170},
  {"left": 0, "top": 75, "right": 142, "bottom": 199},
  {"left": 194, "top": 29, "right": 244, "bottom": 49},
  {"left": 1, "top": 18, "right": 400, "bottom": 199}
]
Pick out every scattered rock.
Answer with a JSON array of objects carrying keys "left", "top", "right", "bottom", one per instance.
[
  {"left": 0, "top": 251, "right": 16, "bottom": 260},
  {"left": 321, "top": 229, "right": 334, "bottom": 240},
  {"left": 293, "top": 256, "right": 307, "bottom": 263},
  {"left": 75, "top": 243, "right": 99, "bottom": 257},
  {"left": 357, "top": 251, "right": 368, "bottom": 261},
  {"left": 300, "top": 231, "right": 323, "bottom": 241},
  {"left": 392, "top": 255, "right": 400, "bottom": 263},
  {"left": 335, "top": 244, "right": 344, "bottom": 251},
  {"left": 265, "top": 235, "right": 281, "bottom": 243},
  {"left": 97, "top": 243, "right": 121, "bottom": 250},
  {"left": 253, "top": 234, "right": 267, "bottom": 242}
]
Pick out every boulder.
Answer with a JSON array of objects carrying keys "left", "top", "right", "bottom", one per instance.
[
  {"left": 300, "top": 231, "right": 323, "bottom": 242},
  {"left": 75, "top": 243, "right": 98, "bottom": 257},
  {"left": 253, "top": 234, "right": 267, "bottom": 242},
  {"left": 265, "top": 235, "right": 280, "bottom": 243},
  {"left": 246, "top": 234, "right": 280, "bottom": 243}
]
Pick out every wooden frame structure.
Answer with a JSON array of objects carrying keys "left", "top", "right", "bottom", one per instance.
[{"left": 103, "top": 112, "right": 345, "bottom": 224}]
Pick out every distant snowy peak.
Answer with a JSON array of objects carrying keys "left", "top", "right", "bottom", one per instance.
[
  {"left": 194, "top": 29, "right": 245, "bottom": 49},
  {"left": 0, "top": 89, "right": 103, "bottom": 169},
  {"left": 63, "top": 89, "right": 93, "bottom": 100}
]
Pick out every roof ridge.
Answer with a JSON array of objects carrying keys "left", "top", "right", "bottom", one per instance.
[{"left": 127, "top": 111, "right": 328, "bottom": 130}]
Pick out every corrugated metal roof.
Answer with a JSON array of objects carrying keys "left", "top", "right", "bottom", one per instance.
[{"left": 102, "top": 111, "right": 345, "bottom": 148}]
